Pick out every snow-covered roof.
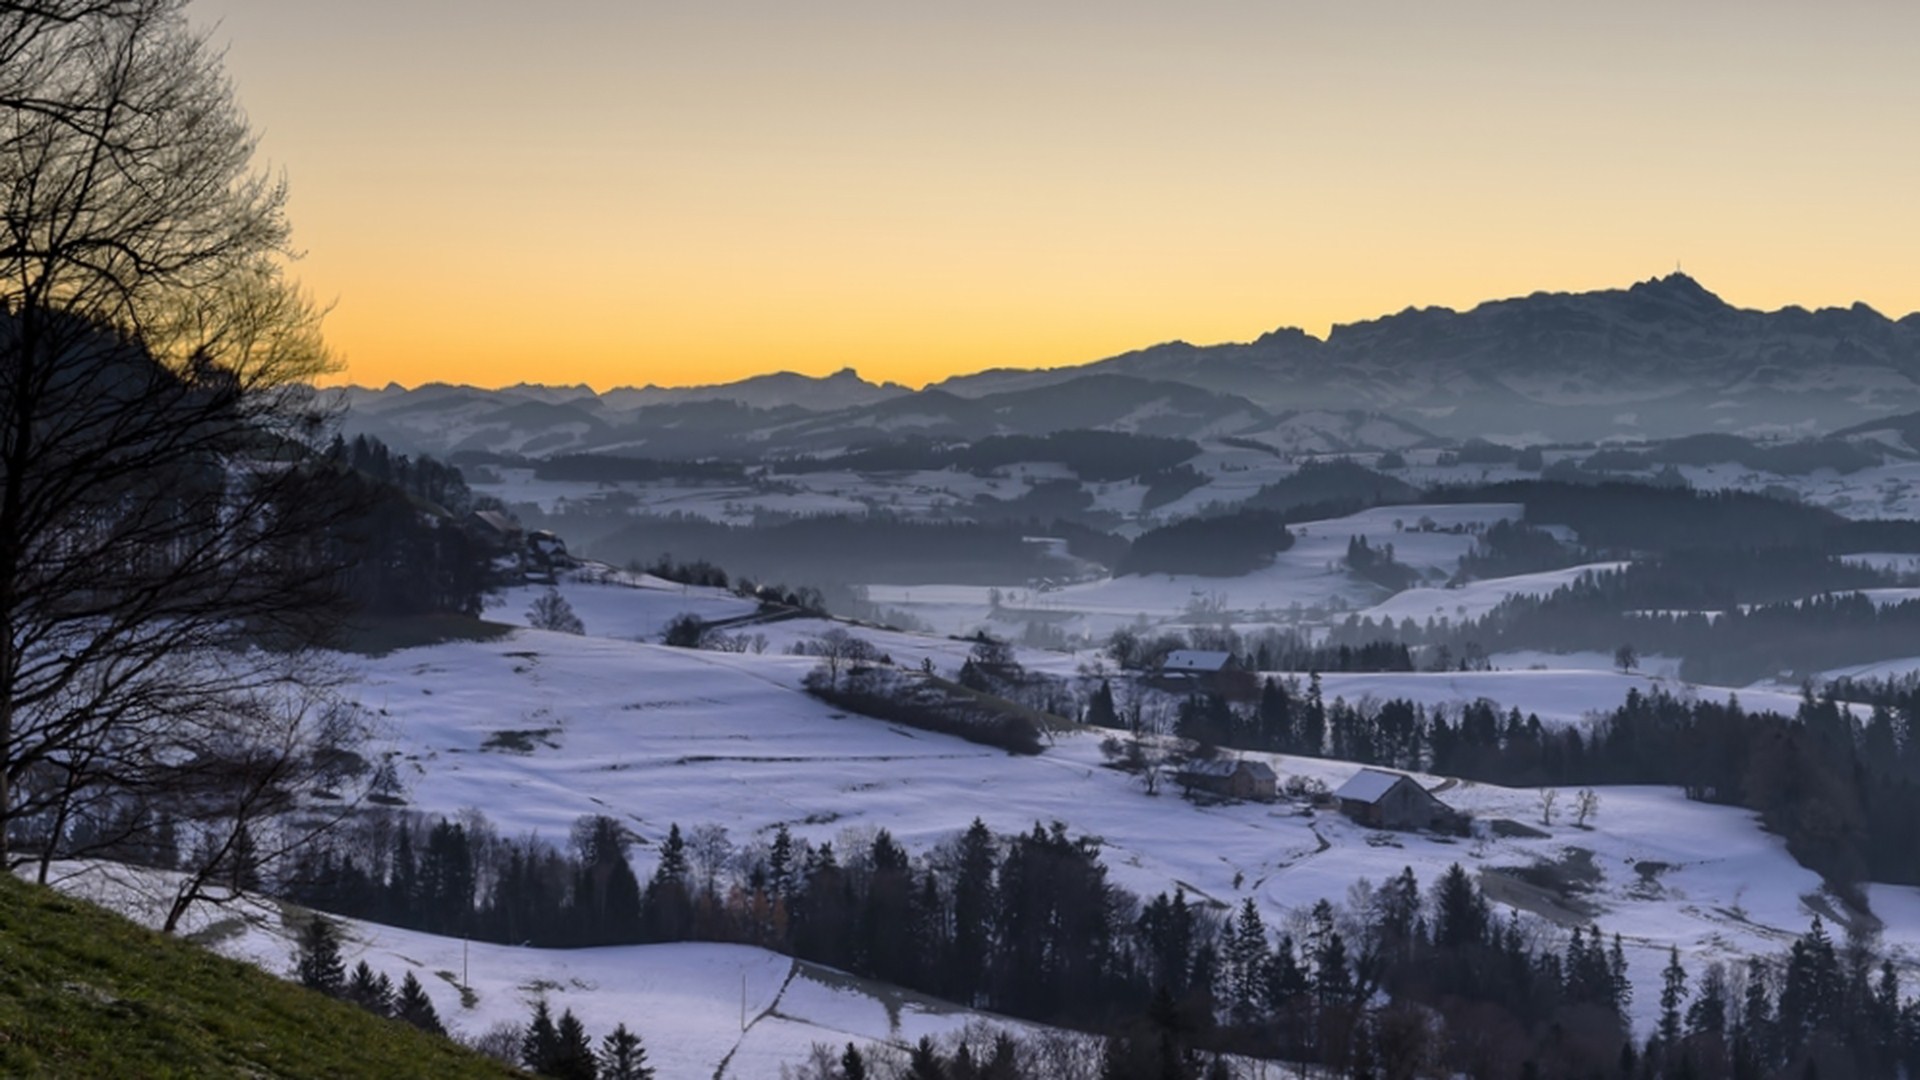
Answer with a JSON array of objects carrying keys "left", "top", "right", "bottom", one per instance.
[
  {"left": 1179, "top": 759, "right": 1276, "bottom": 781},
  {"left": 471, "top": 509, "right": 520, "bottom": 535},
  {"left": 1162, "top": 650, "right": 1233, "bottom": 673},
  {"left": 1333, "top": 768, "right": 1413, "bottom": 804}
]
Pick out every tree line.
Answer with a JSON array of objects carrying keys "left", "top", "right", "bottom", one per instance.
[
  {"left": 1109, "top": 675, "right": 1920, "bottom": 897},
  {"left": 268, "top": 808, "right": 1920, "bottom": 1078}
]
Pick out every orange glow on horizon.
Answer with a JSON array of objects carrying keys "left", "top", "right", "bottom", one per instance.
[{"left": 196, "top": 1, "right": 1920, "bottom": 393}]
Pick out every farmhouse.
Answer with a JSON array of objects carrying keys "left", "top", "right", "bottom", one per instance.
[
  {"left": 468, "top": 509, "right": 523, "bottom": 547},
  {"left": 1155, "top": 650, "right": 1257, "bottom": 700},
  {"left": 1332, "top": 768, "right": 1464, "bottom": 832},
  {"left": 1160, "top": 650, "right": 1236, "bottom": 679},
  {"left": 1174, "top": 758, "right": 1277, "bottom": 802}
]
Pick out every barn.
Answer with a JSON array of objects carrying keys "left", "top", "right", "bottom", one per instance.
[
  {"left": 1174, "top": 759, "right": 1278, "bottom": 802},
  {"left": 1155, "top": 650, "right": 1257, "bottom": 701},
  {"left": 1333, "top": 768, "right": 1464, "bottom": 832}
]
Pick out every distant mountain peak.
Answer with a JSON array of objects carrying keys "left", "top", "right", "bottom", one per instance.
[{"left": 1628, "top": 271, "right": 1725, "bottom": 307}]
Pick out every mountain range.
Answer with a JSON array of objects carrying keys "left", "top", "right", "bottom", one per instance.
[{"left": 342, "top": 274, "right": 1920, "bottom": 457}]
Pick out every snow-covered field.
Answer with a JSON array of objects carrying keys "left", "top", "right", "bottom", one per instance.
[
  {"left": 870, "top": 504, "right": 1527, "bottom": 641},
  {"left": 326, "top": 601, "right": 1920, "bottom": 1042},
  {"left": 1355, "top": 562, "right": 1626, "bottom": 627},
  {"left": 66, "top": 457, "right": 1920, "bottom": 1074},
  {"left": 44, "top": 863, "right": 1045, "bottom": 1080},
  {"left": 1309, "top": 668, "right": 1814, "bottom": 728}
]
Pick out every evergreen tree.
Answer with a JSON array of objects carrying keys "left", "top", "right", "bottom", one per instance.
[
  {"left": 571, "top": 815, "right": 643, "bottom": 945},
  {"left": 1431, "top": 863, "right": 1488, "bottom": 950},
  {"left": 522, "top": 999, "right": 562, "bottom": 1074},
  {"left": 550, "top": 1008, "right": 598, "bottom": 1080},
  {"left": 642, "top": 824, "right": 693, "bottom": 941},
  {"left": 1740, "top": 956, "right": 1775, "bottom": 1072},
  {"left": 598, "top": 1023, "right": 655, "bottom": 1080},
  {"left": 1658, "top": 946, "right": 1690, "bottom": 1055},
  {"left": 906, "top": 1035, "right": 948, "bottom": 1080},
  {"left": 769, "top": 823, "right": 798, "bottom": 901},
  {"left": 1610, "top": 934, "right": 1635, "bottom": 1017},
  {"left": 1687, "top": 962, "right": 1729, "bottom": 1041},
  {"left": 388, "top": 824, "right": 418, "bottom": 925},
  {"left": 294, "top": 915, "right": 345, "bottom": 997},
  {"left": 841, "top": 1041, "right": 869, "bottom": 1080},
  {"left": 1086, "top": 680, "right": 1119, "bottom": 728},
  {"left": 394, "top": 971, "right": 444, "bottom": 1035},
  {"left": 345, "top": 960, "right": 393, "bottom": 1016},
  {"left": 1224, "top": 898, "right": 1271, "bottom": 1025},
  {"left": 947, "top": 818, "right": 997, "bottom": 1004}
]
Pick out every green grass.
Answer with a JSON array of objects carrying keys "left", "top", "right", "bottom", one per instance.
[{"left": 0, "top": 874, "right": 524, "bottom": 1078}]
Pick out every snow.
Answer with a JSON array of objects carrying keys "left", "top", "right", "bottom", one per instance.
[
  {"left": 1330, "top": 769, "right": 1406, "bottom": 804},
  {"left": 1305, "top": 668, "right": 1824, "bottom": 729},
  {"left": 1163, "top": 650, "right": 1233, "bottom": 673},
  {"left": 39, "top": 863, "right": 1044, "bottom": 1080},
  {"left": 491, "top": 575, "right": 759, "bottom": 642},
  {"left": 1357, "top": 562, "right": 1627, "bottom": 626},
  {"left": 320, "top": 603, "right": 1915, "bottom": 1040}
]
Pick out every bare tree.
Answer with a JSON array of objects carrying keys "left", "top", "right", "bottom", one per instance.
[
  {"left": 1537, "top": 787, "right": 1559, "bottom": 827},
  {"left": 527, "top": 589, "right": 584, "bottom": 635},
  {"left": 686, "top": 822, "right": 733, "bottom": 898},
  {"left": 798, "top": 628, "right": 878, "bottom": 689},
  {"left": 0, "top": 0, "right": 357, "bottom": 877},
  {"left": 156, "top": 667, "right": 376, "bottom": 933},
  {"left": 1574, "top": 787, "right": 1601, "bottom": 828}
]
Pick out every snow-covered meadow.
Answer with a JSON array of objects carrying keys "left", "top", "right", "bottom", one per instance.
[{"left": 317, "top": 601, "right": 1920, "bottom": 1044}]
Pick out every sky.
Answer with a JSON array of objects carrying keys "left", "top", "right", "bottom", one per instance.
[{"left": 193, "top": 1, "right": 1920, "bottom": 391}]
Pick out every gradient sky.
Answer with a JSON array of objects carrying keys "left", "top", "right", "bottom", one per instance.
[{"left": 193, "top": 1, "right": 1920, "bottom": 390}]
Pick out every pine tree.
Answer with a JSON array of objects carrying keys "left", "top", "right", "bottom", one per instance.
[
  {"left": 550, "top": 1008, "right": 598, "bottom": 1080},
  {"left": 388, "top": 825, "right": 418, "bottom": 925},
  {"left": 841, "top": 1041, "right": 869, "bottom": 1080},
  {"left": 907, "top": 1035, "right": 948, "bottom": 1080},
  {"left": 1610, "top": 934, "right": 1635, "bottom": 1016},
  {"left": 1740, "top": 956, "right": 1774, "bottom": 1072},
  {"left": 598, "top": 1023, "right": 655, "bottom": 1080},
  {"left": 394, "top": 971, "right": 444, "bottom": 1035},
  {"left": 1224, "top": 898, "right": 1271, "bottom": 1025},
  {"left": 227, "top": 822, "right": 262, "bottom": 893},
  {"left": 769, "top": 823, "right": 797, "bottom": 901},
  {"left": 1687, "top": 961, "right": 1729, "bottom": 1041},
  {"left": 595, "top": 1022, "right": 656, "bottom": 1076},
  {"left": 294, "top": 915, "right": 345, "bottom": 997},
  {"left": 1658, "top": 946, "right": 1690, "bottom": 1055},
  {"left": 1086, "top": 680, "right": 1119, "bottom": 728},
  {"left": 948, "top": 818, "right": 997, "bottom": 1004},
  {"left": 522, "top": 999, "right": 561, "bottom": 1074},
  {"left": 1431, "top": 863, "right": 1488, "bottom": 950},
  {"left": 642, "top": 824, "right": 692, "bottom": 941},
  {"left": 345, "top": 960, "right": 393, "bottom": 1016}
]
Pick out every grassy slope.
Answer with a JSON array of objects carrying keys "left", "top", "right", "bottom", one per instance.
[{"left": 0, "top": 874, "right": 523, "bottom": 1079}]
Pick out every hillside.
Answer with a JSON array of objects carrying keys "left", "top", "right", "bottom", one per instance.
[
  {"left": 0, "top": 872, "right": 522, "bottom": 1079},
  {"left": 328, "top": 596, "right": 1920, "bottom": 1039}
]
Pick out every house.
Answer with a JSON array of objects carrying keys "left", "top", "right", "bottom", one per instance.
[
  {"left": 1160, "top": 650, "right": 1236, "bottom": 679},
  {"left": 1332, "top": 768, "right": 1465, "bottom": 832},
  {"left": 527, "top": 529, "right": 568, "bottom": 562},
  {"left": 468, "top": 509, "right": 522, "bottom": 548},
  {"left": 1175, "top": 758, "right": 1278, "bottom": 802},
  {"left": 1155, "top": 650, "right": 1257, "bottom": 701}
]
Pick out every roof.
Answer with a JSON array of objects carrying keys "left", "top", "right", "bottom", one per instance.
[
  {"left": 1333, "top": 768, "right": 1417, "bottom": 805},
  {"left": 471, "top": 509, "right": 520, "bottom": 535},
  {"left": 1162, "top": 650, "right": 1233, "bottom": 673},
  {"left": 1178, "top": 759, "right": 1277, "bottom": 781}
]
